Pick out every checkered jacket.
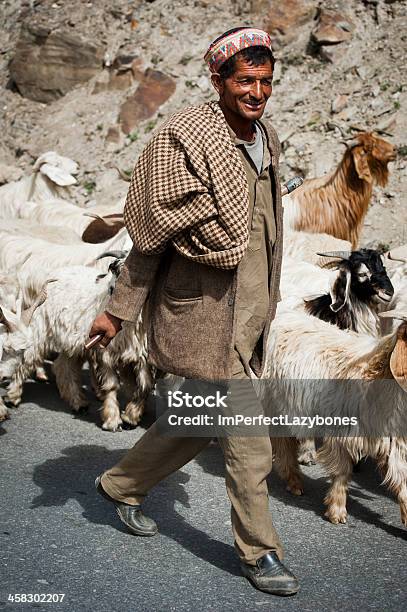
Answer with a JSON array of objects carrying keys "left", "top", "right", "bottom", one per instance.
[{"left": 123, "top": 101, "right": 254, "bottom": 270}]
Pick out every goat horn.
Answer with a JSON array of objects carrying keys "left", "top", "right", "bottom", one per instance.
[
  {"left": 96, "top": 250, "right": 128, "bottom": 260},
  {"left": 317, "top": 251, "right": 352, "bottom": 260},
  {"left": 344, "top": 139, "right": 361, "bottom": 149},
  {"left": 328, "top": 122, "right": 347, "bottom": 138},
  {"left": 379, "top": 310, "right": 407, "bottom": 322},
  {"left": 387, "top": 253, "right": 407, "bottom": 264},
  {"left": 102, "top": 216, "right": 125, "bottom": 227},
  {"left": 21, "top": 279, "right": 57, "bottom": 326},
  {"left": 84, "top": 212, "right": 104, "bottom": 220},
  {"left": 20, "top": 253, "right": 32, "bottom": 267},
  {"left": 84, "top": 212, "right": 124, "bottom": 226},
  {"left": 113, "top": 165, "right": 131, "bottom": 182}
]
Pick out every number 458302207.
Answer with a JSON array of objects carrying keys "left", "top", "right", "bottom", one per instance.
[{"left": 8, "top": 594, "right": 65, "bottom": 603}]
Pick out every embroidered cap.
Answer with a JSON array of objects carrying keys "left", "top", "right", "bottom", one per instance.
[{"left": 204, "top": 27, "right": 273, "bottom": 74}]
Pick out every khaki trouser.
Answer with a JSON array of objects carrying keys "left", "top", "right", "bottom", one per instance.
[{"left": 101, "top": 354, "right": 283, "bottom": 564}]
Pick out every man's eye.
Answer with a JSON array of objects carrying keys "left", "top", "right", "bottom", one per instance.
[{"left": 262, "top": 80, "right": 272, "bottom": 86}]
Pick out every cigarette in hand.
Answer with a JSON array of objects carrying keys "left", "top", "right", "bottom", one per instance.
[{"left": 84, "top": 334, "right": 104, "bottom": 350}]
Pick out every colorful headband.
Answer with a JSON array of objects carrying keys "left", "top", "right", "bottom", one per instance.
[{"left": 204, "top": 28, "right": 273, "bottom": 74}]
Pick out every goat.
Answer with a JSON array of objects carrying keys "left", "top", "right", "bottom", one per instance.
[
  {"left": 0, "top": 152, "right": 77, "bottom": 218},
  {"left": 281, "top": 249, "right": 394, "bottom": 467},
  {"left": 305, "top": 249, "right": 394, "bottom": 335},
  {"left": 81, "top": 213, "right": 125, "bottom": 243},
  {"left": 0, "top": 219, "right": 82, "bottom": 245},
  {"left": 265, "top": 306, "right": 407, "bottom": 526},
  {"left": 283, "top": 228, "right": 351, "bottom": 266},
  {"left": 283, "top": 133, "right": 396, "bottom": 248},
  {"left": 19, "top": 200, "right": 124, "bottom": 243},
  {"left": 0, "top": 229, "right": 132, "bottom": 304},
  {"left": 0, "top": 265, "right": 154, "bottom": 432}
]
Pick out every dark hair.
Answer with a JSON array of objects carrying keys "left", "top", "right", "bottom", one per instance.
[{"left": 219, "top": 45, "right": 275, "bottom": 80}]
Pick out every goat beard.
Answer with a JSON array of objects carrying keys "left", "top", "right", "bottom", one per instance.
[{"left": 369, "top": 157, "right": 390, "bottom": 187}]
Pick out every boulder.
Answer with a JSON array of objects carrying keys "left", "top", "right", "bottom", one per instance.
[
  {"left": 264, "top": 0, "right": 315, "bottom": 38},
  {"left": 119, "top": 69, "right": 176, "bottom": 135},
  {"left": 311, "top": 8, "right": 354, "bottom": 45},
  {"left": 93, "top": 69, "right": 134, "bottom": 94},
  {"left": 10, "top": 24, "right": 105, "bottom": 103},
  {"left": 93, "top": 57, "right": 144, "bottom": 94}
]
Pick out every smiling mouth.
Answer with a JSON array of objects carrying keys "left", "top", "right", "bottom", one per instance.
[{"left": 243, "top": 101, "right": 264, "bottom": 109}]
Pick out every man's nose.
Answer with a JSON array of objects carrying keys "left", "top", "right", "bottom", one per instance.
[{"left": 249, "top": 80, "right": 263, "bottom": 100}]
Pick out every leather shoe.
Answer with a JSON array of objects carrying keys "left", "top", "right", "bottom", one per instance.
[
  {"left": 95, "top": 475, "right": 158, "bottom": 536},
  {"left": 240, "top": 552, "right": 299, "bottom": 596}
]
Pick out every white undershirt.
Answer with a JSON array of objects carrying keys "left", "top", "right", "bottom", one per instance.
[{"left": 242, "top": 123, "right": 264, "bottom": 174}]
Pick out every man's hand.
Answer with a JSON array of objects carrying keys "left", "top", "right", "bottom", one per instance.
[{"left": 88, "top": 311, "right": 123, "bottom": 348}]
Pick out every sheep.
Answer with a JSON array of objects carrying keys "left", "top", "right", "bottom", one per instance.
[
  {"left": 265, "top": 305, "right": 407, "bottom": 526},
  {"left": 19, "top": 199, "right": 124, "bottom": 243},
  {"left": 0, "top": 152, "right": 78, "bottom": 218},
  {"left": 283, "top": 133, "right": 396, "bottom": 248},
  {"left": 0, "top": 265, "right": 154, "bottom": 432}
]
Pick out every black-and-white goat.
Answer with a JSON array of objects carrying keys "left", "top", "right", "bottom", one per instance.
[{"left": 304, "top": 249, "right": 394, "bottom": 336}]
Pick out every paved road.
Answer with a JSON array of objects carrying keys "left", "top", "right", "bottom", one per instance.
[{"left": 0, "top": 376, "right": 406, "bottom": 612}]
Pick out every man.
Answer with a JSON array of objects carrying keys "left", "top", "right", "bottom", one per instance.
[{"left": 89, "top": 27, "right": 299, "bottom": 597}]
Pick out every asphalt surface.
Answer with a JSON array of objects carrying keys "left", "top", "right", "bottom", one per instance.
[{"left": 0, "top": 375, "right": 406, "bottom": 612}]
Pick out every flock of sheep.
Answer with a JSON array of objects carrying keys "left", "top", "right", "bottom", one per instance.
[{"left": 0, "top": 131, "right": 406, "bottom": 529}]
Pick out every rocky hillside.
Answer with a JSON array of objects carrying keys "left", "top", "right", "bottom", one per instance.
[{"left": 0, "top": 0, "right": 406, "bottom": 247}]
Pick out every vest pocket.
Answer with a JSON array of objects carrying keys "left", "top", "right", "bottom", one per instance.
[{"left": 162, "top": 288, "right": 202, "bottom": 302}]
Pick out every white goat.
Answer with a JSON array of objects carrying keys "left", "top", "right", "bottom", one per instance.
[
  {"left": 19, "top": 199, "right": 124, "bottom": 241},
  {"left": 265, "top": 305, "right": 407, "bottom": 526},
  {"left": 0, "top": 228, "right": 131, "bottom": 304},
  {"left": 283, "top": 228, "right": 351, "bottom": 266},
  {"left": 0, "top": 219, "right": 81, "bottom": 245},
  {"left": 0, "top": 266, "right": 154, "bottom": 432},
  {"left": 0, "top": 152, "right": 78, "bottom": 218}
]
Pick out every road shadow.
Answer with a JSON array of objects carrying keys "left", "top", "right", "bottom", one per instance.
[
  {"left": 196, "top": 442, "right": 407, "bottom": 540},
  {"left": 30, "top": 444, "right": 239, "bottom": 576},
  {"left": 17, "top": 376, "right": 157, "bottom": 433}
]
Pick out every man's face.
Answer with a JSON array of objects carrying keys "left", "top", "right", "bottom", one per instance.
[{"left": 214, "top": 55, "right": 273, "bottom": 122}]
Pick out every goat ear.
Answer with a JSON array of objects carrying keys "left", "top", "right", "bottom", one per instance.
[
  {"left": 0, "top": 305, "right": 19, "bottom": 333},
  {"left": 39, "top": 163, "right": 77, "bottom": 186},
  {"left": 329, "top": 269, "right": 351, "bottom": 312},
  {"left": 352, "top": 148, "right": 372, "bottom": 183},
  {"left": 21, "top": 279, "right": 55, "bottom": 327}
]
